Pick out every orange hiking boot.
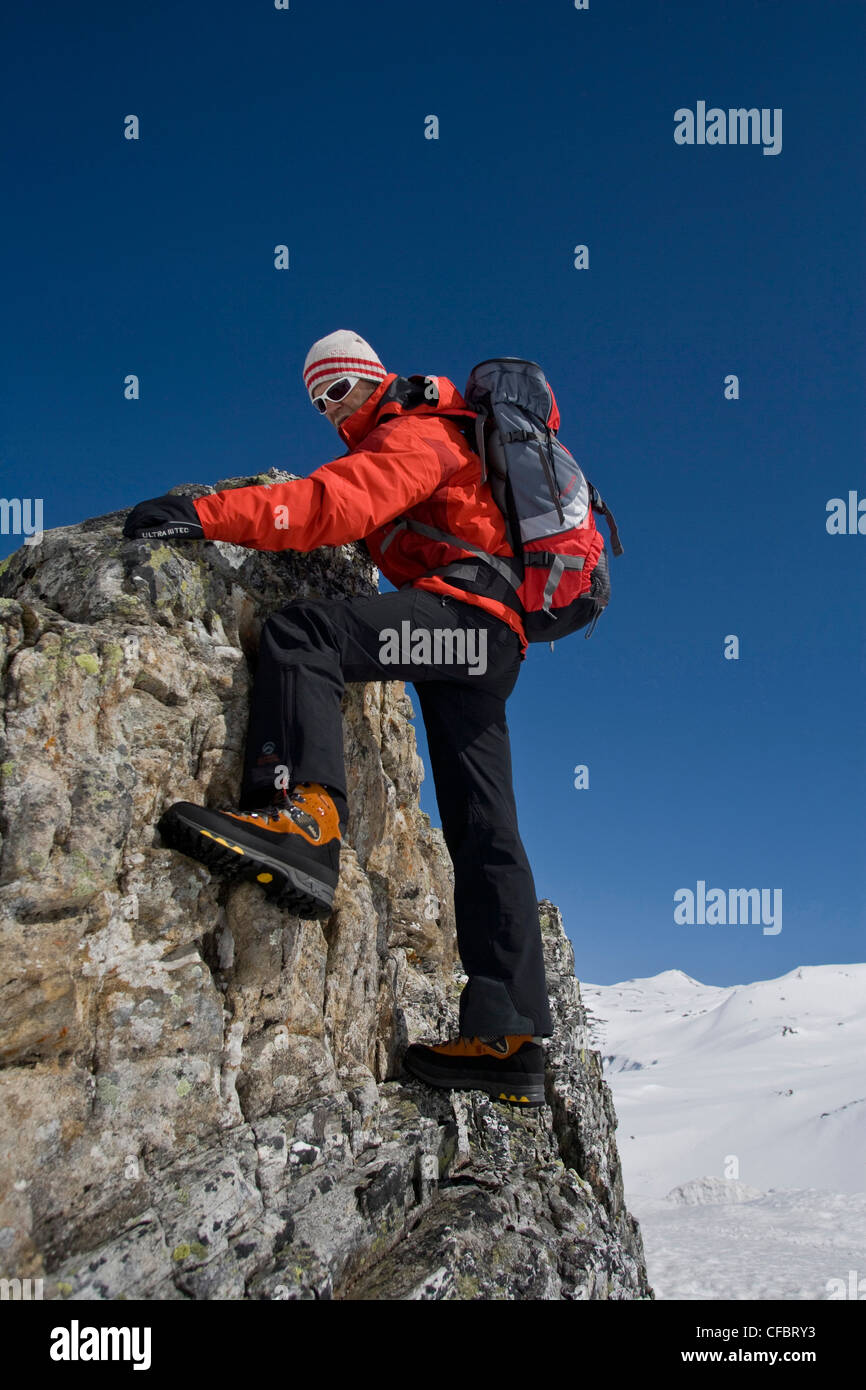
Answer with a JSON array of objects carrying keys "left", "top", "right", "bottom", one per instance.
[
  {"left": 402, "top": 1033, "right": 546, "bottom": 1106},
  {"left": 157, "top": 782, "right": 343, "bottom": 920}
]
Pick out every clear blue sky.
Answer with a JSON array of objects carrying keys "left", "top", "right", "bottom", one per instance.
[{"left": 2, "top": 2, "right": 864, "bottom": 986}]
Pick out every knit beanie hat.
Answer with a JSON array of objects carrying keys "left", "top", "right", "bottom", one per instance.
[{"left": 302, "top": 330, "right": 388, "bottom": 400}]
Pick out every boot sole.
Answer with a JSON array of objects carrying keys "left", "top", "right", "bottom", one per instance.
[
  {"left": 158, "top": 806, "right": 336, "bottom": 921},
  {"left": 402, "top": 1054, "right": 546, "bottom": 1107}
]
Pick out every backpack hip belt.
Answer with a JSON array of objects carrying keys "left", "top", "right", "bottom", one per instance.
[{"left": 381, "top": 516, "right": 588, "bottom": 618}]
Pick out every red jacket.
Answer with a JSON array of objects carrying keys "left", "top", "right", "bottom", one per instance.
[{"left": 192, "top": 372, "right": 530, "bottom": 655}]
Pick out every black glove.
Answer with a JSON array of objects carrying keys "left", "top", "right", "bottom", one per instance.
[{"left": 123, "top": 494, "right": 206, "bottom": 541}]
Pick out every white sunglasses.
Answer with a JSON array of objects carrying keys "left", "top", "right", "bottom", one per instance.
[{"left": 310, "top": 375, "right": 363, "bottom": 413}]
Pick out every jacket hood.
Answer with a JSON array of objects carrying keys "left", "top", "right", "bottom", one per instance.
[
  {"left": 337, "top": 368, "right": 560, "bottom": 446},
  {"left": 338, "top": 373, "right": 470, "bottom": 450}
]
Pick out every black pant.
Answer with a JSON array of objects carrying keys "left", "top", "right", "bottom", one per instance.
[{"left": 239, "top": 585, "right": 554, "bottom": 1038}]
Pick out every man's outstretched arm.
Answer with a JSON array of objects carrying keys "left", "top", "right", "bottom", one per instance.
[{"left": 124, "top": 420, "right": 461, "bottom": 550}]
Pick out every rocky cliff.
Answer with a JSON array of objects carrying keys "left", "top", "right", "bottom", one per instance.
[{"left": 0, "top": 472, "right": 652, "bottom": 1300}]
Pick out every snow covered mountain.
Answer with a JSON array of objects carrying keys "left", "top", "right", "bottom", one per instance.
[
  {"left": 581, "top": 964, "right": 866, "bottom": 1197},
  {"left": 580, "top": 964, "right": 866, "bottom": 1299}
]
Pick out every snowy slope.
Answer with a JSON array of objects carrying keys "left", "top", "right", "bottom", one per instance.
[
  {"left": 580, "top": 964, "right": 866, "bottom": 1299},
  {"left": 625, "top": 1186, "right": 866, "bottom": 1301},
  {"left": 581, "top": 964, "right": 866, "bottom": 1197}
]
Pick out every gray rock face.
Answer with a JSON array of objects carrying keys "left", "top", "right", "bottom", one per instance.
[{"left": 0, "top": 472, "right": 653, "bottom": 1300}]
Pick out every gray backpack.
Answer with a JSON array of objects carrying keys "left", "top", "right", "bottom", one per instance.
[{"left": 381, "top": 358, "right": 622, "bottom": 646}]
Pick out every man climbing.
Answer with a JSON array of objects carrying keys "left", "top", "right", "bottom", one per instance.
[{"left": 123, "top": 330, "right": 554, "bottom": 1106}]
